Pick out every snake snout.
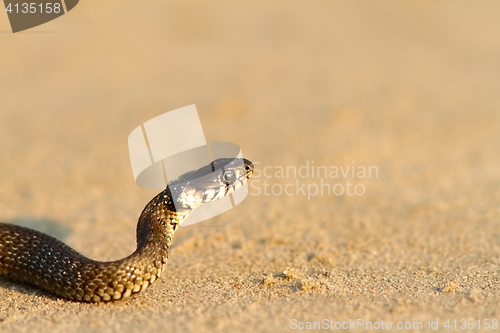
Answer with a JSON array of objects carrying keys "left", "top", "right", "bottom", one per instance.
[{"left": 242, "top": 158, "right": 254, "bottom": 180}]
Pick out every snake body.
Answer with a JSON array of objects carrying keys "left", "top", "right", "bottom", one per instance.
[{"left": 0, "top": 158, "right": 253, "bottom": 302}]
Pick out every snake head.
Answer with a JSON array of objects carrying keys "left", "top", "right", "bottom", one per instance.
[{"left": 168, "top": 158, "right": 253, "bottom": 211}]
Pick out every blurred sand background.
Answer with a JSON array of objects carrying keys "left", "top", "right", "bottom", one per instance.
[{"left": 1, "top": 1, "right": 500, "bottom": 332}]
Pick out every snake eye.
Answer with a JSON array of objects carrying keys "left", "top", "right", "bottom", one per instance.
[{"left": 222, "top": 170, "right": 236, "bottom": 184}]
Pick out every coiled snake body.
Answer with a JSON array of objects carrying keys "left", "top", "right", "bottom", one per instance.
[{"left": 0, "top": 158, "right": 253, "bottom": 302}]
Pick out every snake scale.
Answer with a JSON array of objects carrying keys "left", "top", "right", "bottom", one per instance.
[{"left": 0, "top": 158, "right": 253, "bottom": 302}]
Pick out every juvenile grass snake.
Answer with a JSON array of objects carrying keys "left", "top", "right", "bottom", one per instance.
[{"left": 0, "top": 158, "right": 253, "bottom": 302}]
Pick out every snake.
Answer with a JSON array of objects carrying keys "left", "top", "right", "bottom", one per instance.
[{"left": 0, "top": 158, "right": 253, "bottom": 302}]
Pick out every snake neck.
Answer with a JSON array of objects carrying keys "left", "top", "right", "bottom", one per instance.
[{"left": 133, "top": 187, "right": 186, "bottom": 261}]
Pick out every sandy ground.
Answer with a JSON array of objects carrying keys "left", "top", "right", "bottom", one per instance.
[{"left": 1, "top": 1, "right": 500, "bottom": 332}]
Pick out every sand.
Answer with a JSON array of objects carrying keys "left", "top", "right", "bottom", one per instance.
[{"left": 1, "top": 1, "right": 500, "bottom": 332}]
